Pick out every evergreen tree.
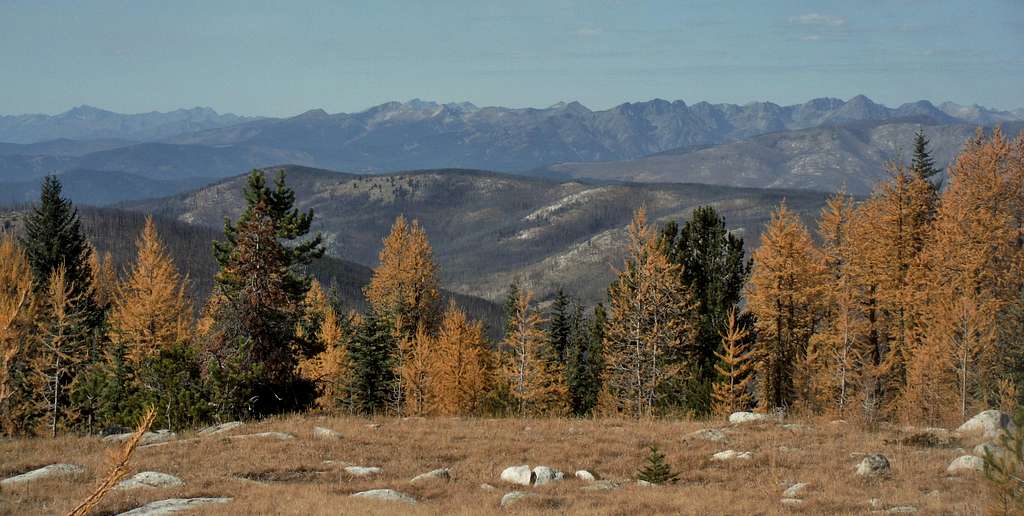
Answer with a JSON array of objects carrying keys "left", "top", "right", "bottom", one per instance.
[
  {"left": 658, "top": 206, "right": 750, "bottom": 414},
  {"left": 503, "top": 282, "right": 521, "bottom": 339},
  {"left": 636, "top": 445, "right": 679, "bottom": 484},
  {"left": 911, "top": 129, "right": 942, "bottom": 182},
  {"left": 21, "top": 176, "right": 98, "bottom": 326},
  {"left": 348, "top": 311, "right": 396, "bottom": 415},
  {"left": 547, "top": 289, "right": 573, "bottom": 364},
  {"left": 566, "top": 303, "right": 605, "bottom": 416},
  {"left": 205, "top": 170, "right": 324, "bottom": 416}
]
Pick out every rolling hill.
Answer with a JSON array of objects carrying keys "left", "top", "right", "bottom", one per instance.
[{"left": 123, "top": 166, "right": 831, "bottom": 306}]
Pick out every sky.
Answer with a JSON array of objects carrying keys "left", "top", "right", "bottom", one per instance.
[{"left": 1, "top": 0, "right": 1022, "bottom": 116}]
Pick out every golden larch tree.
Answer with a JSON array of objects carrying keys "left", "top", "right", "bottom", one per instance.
[
  {"left": 711, "top": 309, "right": 754, "bottom": 416},
  {"left": 0, "top": 235, "right": 34, "bottom": 415},
  {"left": 33, "top": 265, "right": 89, "bottom": 437},
  {"left": 746, "top": 203, "right": 826, "bottom": 413},
  {"left": 603, "top": 208, "right": 695, "bottom": 418},
  {"left": 429, "top": 300, "right": 489, "bottom": 416},
  {"left": 107, "top": 216, "right": 192, "bottom": 365},
  {"left": 502, "top": 290, "right": 568, "bottom": 416},
  {"left": 297, "top": 281, "right": 357, "bottom": 411},
  {"left": 365, "top": 216, "right": 440, "bottom": 340},
  {"left": 88, "top": 245, "right": 117, "bottom": 309},
  {"left": 397, "top": 325, "right": 435, "bottom": 416}
]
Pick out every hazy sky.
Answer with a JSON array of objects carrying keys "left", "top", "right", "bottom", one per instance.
[{"left": 1, "top": 0, "right": 1022, "bottom": 116}]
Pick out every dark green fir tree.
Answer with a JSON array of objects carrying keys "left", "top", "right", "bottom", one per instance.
[
  {"left": 348, "top": 311, "right": 396, "bottom": 415},
  {"left": 637, "top": 445, "right": 679, "bottom": 485}
]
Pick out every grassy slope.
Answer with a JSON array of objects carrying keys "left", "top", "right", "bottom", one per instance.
[{"left": 0, "top": 415, "right": 988, "bottom": 515}]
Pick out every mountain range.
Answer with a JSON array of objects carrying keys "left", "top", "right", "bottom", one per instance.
[{"left": 123, "top": 165, "right": 830, "bottom": 306}]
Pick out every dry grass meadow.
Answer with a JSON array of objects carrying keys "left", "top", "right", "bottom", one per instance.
[{"left": 0, "top": 415, "right": 993, "bottom": 515}]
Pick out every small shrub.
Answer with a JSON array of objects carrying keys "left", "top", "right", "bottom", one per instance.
[{"left": 636, "top": 445, "right": 679, "bottom": 485}]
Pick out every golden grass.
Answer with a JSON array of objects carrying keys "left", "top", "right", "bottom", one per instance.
[{"left": 0, "top": 415, "right": 991, "bottom": 515}]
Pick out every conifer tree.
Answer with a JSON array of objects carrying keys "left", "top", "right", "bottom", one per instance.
[
  {"left": 365, "top": 216, "right": 440, "bottom": 341},
  {"left": 0, "top": 235, "right": 34, "bottom": 433},
  {"left": 348, "top": 311, "right": 396, "bottom": 415},
  {"left": 502, "top": 290, "right": 568, "bottom": 416},
  {"left": 108, "top": 217, "right": 192, "bottom": 365},
  {"left": 88, "top": 246, "right": 117, "bottom": 311},
  {"left": 429, "top": 301, "right": 489, "bottom": 416},
  {"left": 297, "top": 282, "right": 357, "bottom": 411},
  {"left": 206, "top": 170, "right": 324, "bottom": 416},
  {"left": 566, "top": 303, "right": 605, "bottom": 416},
  {"left": 503, "top": 282, "right": 521, "bottom": 339},
  {"left": 547, "top": 289, "right": 573, "bottom": 365},
  {"left": 636, "top": 445, "right": 679, "bottom": 485},
  {"left": 911, "top": 129, "right": 942, "bottom": 182},
  {"left": 747, "top": 204, "right": 826, "bottom": 413},
  {"left": 711, "top": 309, "right": 754, "bottom": 416},
  {"left": 397, "top": 325, "right": 434, "bottom": 416},
  {"left": 658, "top": 206, "right": 750, "bottom": 414},
  {"left": 604, "top": 209, "right": 695, "bottom": 417},
  {"left": 33, "top": 265, "right": 90, "bottom": 436}
]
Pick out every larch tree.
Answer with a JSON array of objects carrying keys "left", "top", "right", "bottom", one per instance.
[
  {"left": 108, "top": 216, "right": 192, "bottom": 366},
  {"left": 365, "top": 216, "right": 441, "bottom": 341},
  {"left": 603, "top": 208, "right": 695, "bottom": 418},
  {"left": 0, "top": 235, "right": 34, "bottom": 433},
  {"left": 206, "top": 170, "right": 324, "bottom": 417},
  {"left": 910, "top": 129, "right": 1024, "bottom": 422},
  {"left": 746, "top": 203, "right": 826, "bottom": 413},
  {"left": 397, "top": 325, "right": 435, "bottom": 416},
  {"left": 33, "top": 265, "right": 90, "bottom": 437},
  {"left": 711, "top": 308, "right": 754, "bottom": 417},
  {"left": 297, "top": 281, "right": 356, "bottom": 411},
  {"left": 429, "top": 301, "right": 489, "bottom": 416},
  {"left": 88, "top": 246, "right": 117, "bottom": 312},
  {"left": 502, "top": 290, "right": 568, "bottom": 416}
]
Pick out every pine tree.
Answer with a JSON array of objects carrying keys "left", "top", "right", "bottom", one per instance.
[
  {"left": 21, "top": 176, "right": 98, "bottom": 327},
  {"left": 502, "top": 290, "right": 568, "bottom": 416},
  {"left": 429, "top": 301, "right": 489, "bottom": 416},
  {"left": 365, "top": 216, "right": 440, "bottom": 341},
  {"left": 33, "top": 265, "right": 90, "bottom": 436},
  {"left": 747, "top": 204, "right": 826, "bottom": 413},
  {"left": 206, "top": 170, "right": 324, "bottom": 416},
  {"left": 566, "top": 303, "right": 605, "bottom": 416},
  {"left": 636, "top": 445, "right": 679, "bottom": 484},
  {"left": 711, "top": 309, "right": 754, "bottom": 416},
  {"left": 503, "top": 282, "right": 521, "bottom": 339},
  {"left": 348, "top": 311, "right": 396, "bottom": 415},
  {"left": 0, "top": 235, "right": 34, "bottom": 433},
  {"left": 658, "top": 206, "right": 750, "bottom": 414},
  {"left": 911, "top": 129, "right": 942, "bottom": 182},
  {"left": 547, "top": 289, "right": 573, "bottom": 365},
  {"left": 108, "top": 217, "right": 192, "bottom": 365}
]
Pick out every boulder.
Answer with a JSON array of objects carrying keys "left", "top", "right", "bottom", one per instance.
[
  {"left": 711, "top": 450, "right": 753, "bottom": 461},
  {"left": 104, "top": 430, "right": 176, "bottom": 446},
  {"left": 575, "top": 469, "right": 598, "bottom": 481},
  {"left": 350, "top": 489, "right": 416, "bottom": 505},
  {"left": 781, "top": 498, "right": 803, "bottom": 507},
  {"left": 116, "top": 497, "right": 232, "bottom": 516},
  {"left": 345, "top": 466, "right": 382, "bottom": 477},
  {"left": 958, "top": 410, "right": 1015, "bottom": 439},
  {"left": 410, "top": 468, "right": 451, "bottom": 484},
  {"left": 500, "top": 465, "right": 534, "bottom": 486},
  {"left": 480, "top": 483, "right": 497, "bottom": 491},
  {"left": 227, "top": 431, "right": 295, "bottom": 441},
  {"left": 783, "top": 482, "right": 810, "bottom": 498},
  {"left": 197, "top": 421, "right": 243, "bottom": 435},
  {"left": 581, "top": 480, "right": 618, "bottom": 491},
  {"left": 636, "top": 479, "right": 655, "bottom": 487},
  {"left": 856, "top": 454, "right": 891, "bottom": 477},
  {"left": 532, "top": 466, "right": 564, "bottom": 486},
  {"left": 686, "top": 428, "right": 728, "bottom": 442},
  {"left": 500, "top": 491, "right": 534, "bottom": 509},
  {"left": 728, "top": 412, "right": 774, "bottom": 425},
  {"left": 312, "top": 426, "right": 342, "bottom": 439},
  {"left": 1, "top": 464, "right": 85, "bottom": 486},
  {"left": 946, "top": 455, "right": 985, "bottom": 474},
  {"left": 116, "top": 471, "right": 184, "bottom": 490}
]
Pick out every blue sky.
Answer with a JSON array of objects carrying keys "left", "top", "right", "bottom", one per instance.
[{"left": 1, "top": 0, "right": 1021, "bottom": 116}]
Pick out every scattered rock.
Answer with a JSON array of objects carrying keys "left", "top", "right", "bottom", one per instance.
[
  {"left": 500, "top": 465, "right": 534, "bottom": 486},
  {"left": 783, "top": 482, "right": 810, "bottom": 498},
  {"left": 366, "top": 423, "right": 381, "bottom": 429},
  {"left": 686, "top": 428, "right": 728, "bottom": 442},
  {"left": 532, "top": 466, "right": 564, "bottom": 486},
  {"left": 899, "top": 427, "right": 958, "bottom": 448},
  {"left": 779, "top": 446, "right": 799, "bottom": 454},
  {"left": 139, "top": 438, "right": 198, "bottom": 450},
  {"left": 884, "top": 506, "right": 918, "bottom": 513},
  {"left": 575, "top": 469, "right": 598, "bottom": 481},
  {"left": 636, "top": 479, "right": 655, "bottom": 487},
  {"left": 780, "top": 423, "right": 804, "bottom": 431},
  {"left": 197, "top": 421, "right": 243, "bottom": 435},
  {"left": 351, "top": 489, "right": 416, "bottom": 505},
  {"left": 856, "top": 454, "right": 891, "bottom": 477},
  {"left": 728, "top": 411, "right": 774, "bottom": 425},
  {"left": 116, "top": 471, "right": 184, "bottom": 490},
  {"left": 411, "top": 468, "right": 451, "bottom": 484},
  {"left": 480, "top": 483, "right": 497, "bottom": 491},
  {"left": 500, "top": 491, "right": 534, "bottom": 509},
  {"left": 323, "top": 459, "right": 353, "bottom": 467},
  {"left": 958, "top": 410, "right": 1015, "bottom": 439},
  {"left": 781, "top": 498, "right": 803, "bottom": 507},
  {"left": 711, "top": 450, "right": 753, "bottom": 461},
  {"left": 581, "top": 480, "right": 618, "bottom": 491},
  {"left": 345, "top": 466, "right": 382, "bottom": 477},
  {"left": 946, "top": 455, "right": 985, "bottom": 474},
  {"left": 1, "top": 464, "right": 85, "bottom": 486},
  {"left": 104, "top": 430, "right": 176, "bottom": 446},
  {"left": 312, "top": 426, "right": 342, "bottom": 439},
  {"left": 227, "top": 431, "right": 295, "bottom": 441},
  {"left": 116, "top": 497, "right": 232, "bottom": 516}
]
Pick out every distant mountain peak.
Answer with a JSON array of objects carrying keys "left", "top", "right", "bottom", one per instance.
[{"left": 295, "top": 108, "right": 330, "bottom": 119}]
